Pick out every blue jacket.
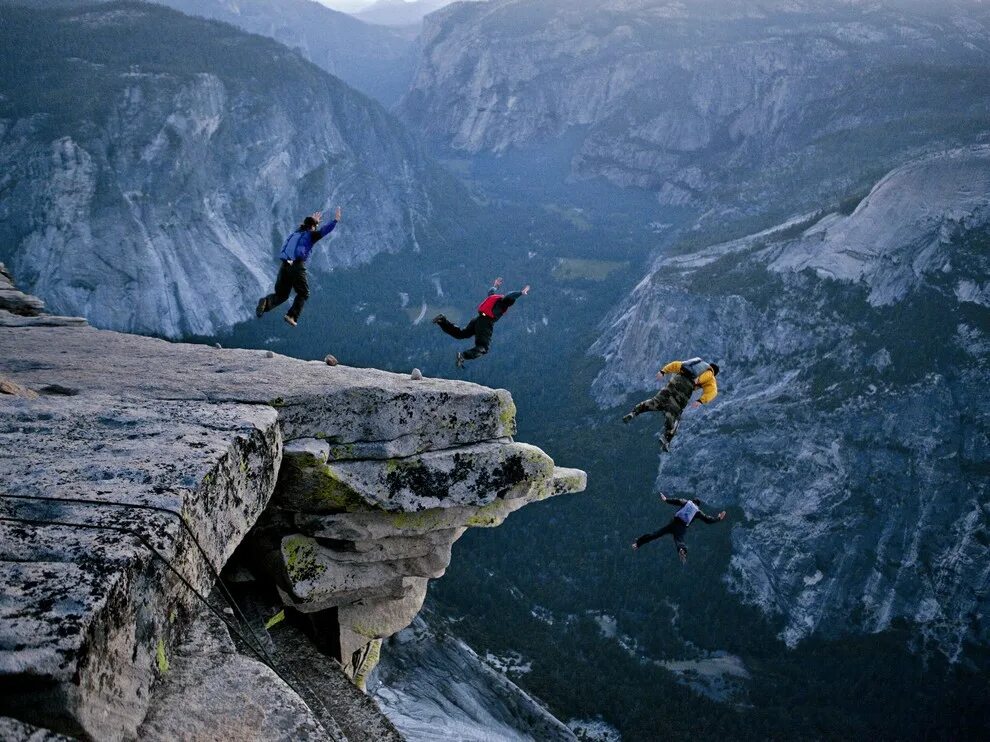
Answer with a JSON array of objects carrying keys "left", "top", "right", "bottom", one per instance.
[{"left": 279, "top": 220, "right": 338, "bottom": 263}]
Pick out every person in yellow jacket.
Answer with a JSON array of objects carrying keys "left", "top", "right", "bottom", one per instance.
[{"left": 622, "top": 357, "right": 720, "bottom": 452}]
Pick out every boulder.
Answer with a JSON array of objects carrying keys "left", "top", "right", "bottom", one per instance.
[
  {"left": 0, "top": 324, "right": 517, "bottom": 458},
  {"left": 0, "top": 394, "right": 280, "bottom": 739},
  {"left": 277, "top": 440, "right": 555, "bottom": 513}
]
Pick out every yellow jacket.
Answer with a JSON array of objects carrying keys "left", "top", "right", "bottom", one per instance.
[{"left": 661, "top": 361, "right": 718, "bottom": 404}]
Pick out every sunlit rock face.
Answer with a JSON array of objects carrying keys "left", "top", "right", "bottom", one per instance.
[
  {"left": 401, "top": 0, "right": 990, "bottom": 214},
  {"left": 591, "top": 147, "right": 990, "bottom": 658}
]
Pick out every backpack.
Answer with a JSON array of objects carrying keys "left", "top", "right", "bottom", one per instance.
[
  {"left": 279, "top": 230, "right": 305, "bottom": 262},
  {"left": 680, "top": 357, "right": 711, "bottom": 381}
]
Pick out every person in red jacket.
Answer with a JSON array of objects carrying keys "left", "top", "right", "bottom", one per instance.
[
  {"left": 632, "top": 493, "right": 727, "bottom": 564},
  {"left": 432, "top": 277, "right": 530, "bottom": 368}
]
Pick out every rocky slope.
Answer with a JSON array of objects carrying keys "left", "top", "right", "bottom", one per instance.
[
  {"left": 154, "top": 0, "right": 417, "bottom": 105},
  {"left": 355, "top": 0, "right": 463, "bottom": 28},
  {"left": 371, "top": 614, "right": 577, "bottom": 741},
  {"left": 0, "top": 270, "right": 586, "bottom": 739},
  {"left": 591, "top": 146, "right": 990, "bottom": 658},
  {"left": 0, "top": 2, "right": 459, "bottom": 339},
  {"left": 400, "top": 0, "right": 990, "bottom": 215}
]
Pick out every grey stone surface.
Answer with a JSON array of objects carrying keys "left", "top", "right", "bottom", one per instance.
[
  {"left": 294, "top": 465, "right": 585, "bottom": 542},
  {"left": 269, "top": 623, "right": 404, "bottom": 742},
  {"left": 0, "top": 274, "right": 586, "bottom": 736},
  {"left": 278, "top": 440, "right": 555, "bottom": 513},
  {"left": 0, "top": 393, "right": 281, "bottom": 739},
  {"left": 371, "top": 615, "right": 577, "bottom": 742},
  {"left": 0, "top": 310, "right": 87, "bottom": 328},
  {"left": 0, "top": 324, "right": 516, "bottom": 457},
  {"left": 277, "top": 534, "right": 453, "bottom": 612},
  {"left": 267, "top": 455, "right": 586, "bottom": 673},
  {"left": 0, "top": 717, "right": 75, "bottom": 742},
  {"left": 138, "top": 606, "right": 332, "bottom": 742}
]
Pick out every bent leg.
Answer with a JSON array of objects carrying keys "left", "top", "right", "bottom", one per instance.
[
  {"left": 260, "top": 263, "right": 293, "bottom": 313},
  {"left": 630, "top": 388, "right": 672, "bottom": 418},
  {"left": 634, "top": 521, "right": 675, "bottom": 548},
  {"left": 462, "top": 316, "right": 493, "bottom": 360},
  {"left": 286, "top": 265, "right": 310, "bottom": 321},
  {"left": 671, "top": 521, "right": 688, "bottom": 556},
  {"left": 437, "top": 316, "right": 477, "bottom": 340},
  {"left": 663, "top": 408, "right": 682, "bottom": 442}
]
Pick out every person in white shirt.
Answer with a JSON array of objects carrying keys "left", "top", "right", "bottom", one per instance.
[{"left": 631, "top": 493, "right": 726, "bottom": 563}]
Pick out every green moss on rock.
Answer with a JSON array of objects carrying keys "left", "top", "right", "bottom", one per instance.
[
  {"left": 465, "top": 499, "right": 509, "bottom": 528},
  {"left": 499, "top": 397, "right": 517, "bottom": 434},
  {"left": 283, "top": 535, "right": 326, "bottom": 584},
  {"left": 156, "top": 638, "right": 169, "bottom": 675}
]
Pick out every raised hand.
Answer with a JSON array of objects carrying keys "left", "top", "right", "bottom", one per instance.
[
  {"left": 656, "top": 370, "right": 665, "bottom": 381},
  {"left": 521, "top": 284, "right": 530, "bottom": 295},
  {"left": 335, "top": 206, "right": 342, "bottom": 222},
  {"left": 493, "top": 277, "right": 504, "bottom": 288},
  {"left": 691, "top": 401, "right": 702, "bottom": 409},
  {"left": 718, "top": 511, "right": 727, "bottom": 521},
  {"left": 659, "top": 492, "right": 667, "bottom": 502},
  {"left": 311, "top": 210, "right": 323, "bottom": 223}
]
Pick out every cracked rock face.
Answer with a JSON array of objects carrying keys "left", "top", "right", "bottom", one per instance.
[
  {"left": 0, "top": 324, "right": 517, "bottom": 458},
  {"left": 137, "top": 605, "right": 330, "bottom": 741},
  {"left": 400, "top": 0, "right": 990, "bottom": 215},
  {"left": 0, "top": 272, "right": 587, "bottom": 737},
  {"left": 255, "top": 439, "right": 586, "bottom": 681},
  {"left": 591, "top": 148, "right": 990, "bottom": 658},
  {"left": 0, "top": 394, "right": 281, "bottom": 740}
]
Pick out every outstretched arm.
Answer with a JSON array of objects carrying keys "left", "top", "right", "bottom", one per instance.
[
  {"left": 657, "top": 360, "right": 681, "bottom": 381},
  {"left": 660, "top": 493, "right": 687, "bottom": 507},
  {"left": 312, "top": 207, "right": 341, "bottom": 243},
  {"left": 696, "top": 509, "right": 727, "bottom": 524},
  {"left": 493, "top": 284, "right": 529, "bottom": 315}
]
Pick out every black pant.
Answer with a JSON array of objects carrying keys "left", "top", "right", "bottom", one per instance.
[
  {"left": 436, "top": 314, "right": 494, "bottom": 360},
  {"left": 635, "top": 517, "right": 688, "bottom": 554},
  {"left": 260, "top": 261, "right": 309, "bottom": 320}
]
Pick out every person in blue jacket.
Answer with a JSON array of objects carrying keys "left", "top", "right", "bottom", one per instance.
[
  {"left": 256, "top": 207, "right": 341, "bottom": 327},
  {"left": 632, "top": 493, "right": 726, "bottom": 564}
]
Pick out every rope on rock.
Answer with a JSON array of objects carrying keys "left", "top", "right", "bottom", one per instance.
[{"left": 0, "top": 494, "right": 346, "bottom": 735}]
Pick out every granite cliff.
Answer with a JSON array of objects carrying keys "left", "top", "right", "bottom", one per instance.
[
  {"left": 400, "top": 0, "right": 990, "bottom": 216},
  {"left": 0, "top": 2, "right": 459, "bottom": 339},
  {"left": 0, "top": 267, "right": 585, "bottom": 740},
  {"left": 591, "top": 146, "right": 990, "bottom": 657}
]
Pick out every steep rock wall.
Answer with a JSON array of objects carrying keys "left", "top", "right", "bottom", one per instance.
[
  {"left": 0, "top": 2, "right": 455, "bottom": 339},
  {"left": 590, "top": 148, "right": 990, "bottom": 657},
  {"left": 400, "top": 0, "right": 990, "bottom": 215}
]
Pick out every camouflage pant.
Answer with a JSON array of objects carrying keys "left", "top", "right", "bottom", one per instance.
[{"left": 630, "top": 375, "right": 694, "bottom": 441}]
